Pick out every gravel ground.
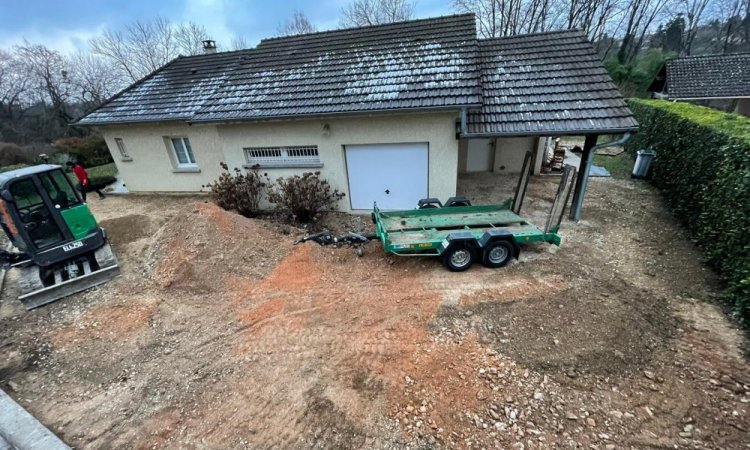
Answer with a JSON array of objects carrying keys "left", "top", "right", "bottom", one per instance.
[{"left": 0, "top": 178, "right": 748, "bottom": 449}]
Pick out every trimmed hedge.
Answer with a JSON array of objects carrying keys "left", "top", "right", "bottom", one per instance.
[{"left": 626, "top": 99, "right": 750, "bottom": 324}]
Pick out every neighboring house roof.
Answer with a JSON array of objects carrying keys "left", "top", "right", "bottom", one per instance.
[
  {"left": 77, "top": 14, "right": 482, "bottom": 126},
  {"left": 653, "top": 53, "right": 750, "bottom": 100},
  {"left": 77, "top": 14, "right": 636, "bottom": 137},
  {"left": 466, "top": 30, "right": 638, "bottom": 136}
]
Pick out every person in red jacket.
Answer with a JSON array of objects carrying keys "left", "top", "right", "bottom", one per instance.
[{"left": 66, "top": 161, "right": 106, "bottom": 201}]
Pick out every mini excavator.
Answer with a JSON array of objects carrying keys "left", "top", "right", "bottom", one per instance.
[{"left": 0, "top": 165, "right": 119, "bottom": 309}]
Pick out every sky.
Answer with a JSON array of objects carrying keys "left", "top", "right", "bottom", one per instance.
[{"left": 0, "top": 0, "right": 453, "bottom": 54}]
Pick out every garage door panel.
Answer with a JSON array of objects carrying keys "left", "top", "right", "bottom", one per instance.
[{"left": 345, "top": 143, "right": 428, "bottom": 210}]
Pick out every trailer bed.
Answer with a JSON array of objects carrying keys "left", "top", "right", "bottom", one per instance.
[{"left": 374, "top": 203, "right": 560, "bottom": 256}]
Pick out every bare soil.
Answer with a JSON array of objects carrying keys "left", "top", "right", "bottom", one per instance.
[{"left": 0, "top": 179, "right": 748, "bottom": 449}]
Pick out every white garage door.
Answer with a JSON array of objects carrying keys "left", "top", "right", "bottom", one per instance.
[{"left": 345, "top": 143, "right": 428, "bottom": 210}]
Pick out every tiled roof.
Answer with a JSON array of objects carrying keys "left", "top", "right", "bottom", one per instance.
[
  {"left": 77, "top": 15, "right": 635, "bottom": 137},
  {"left": 664, "top": 53, "right": 750, "bottom": 99},
  {"left": 76, "top": 51, "right": 247, "bottom": 125},
  {"left": 466, "top": 30, "right": 638, "bottom": 136},
  {"left": 192, "top": 14, "right": 481, "bottom": 121},
  {"left": 77, "top": 14, "right": 482, "bottom": 125}
]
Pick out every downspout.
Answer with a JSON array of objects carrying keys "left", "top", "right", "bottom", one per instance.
[
  {"left": 459, "top": 108, "right": 468, "bottom": 136},
  {"left": 569, "top": 132, "right": 632, "bottom": 221}
]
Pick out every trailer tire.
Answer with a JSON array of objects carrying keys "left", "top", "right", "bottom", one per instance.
[
  {"left": 481, "top": 240, "right": 514, "bottom": 268},
  {"left": 442, "top": 243, "right": 476, "bottom": 272}
]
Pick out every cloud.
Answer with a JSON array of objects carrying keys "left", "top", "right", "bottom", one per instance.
[
  {"left": 181, "top": 0, "right": 238, "bottom": 49},
  {"left": 0, "top": 24, "right": 106, "bottom": 55}
]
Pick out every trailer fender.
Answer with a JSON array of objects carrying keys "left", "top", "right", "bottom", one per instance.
[
  {"left": 439, "top": 231, "right": 478, "bottom": 255},
  {"left": 478, "top": 229, "right": 521, "bottom": 259}
]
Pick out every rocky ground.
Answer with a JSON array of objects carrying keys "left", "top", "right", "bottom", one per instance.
[{"left": 0, "top": 176, "right": 748, "bottom": 449}]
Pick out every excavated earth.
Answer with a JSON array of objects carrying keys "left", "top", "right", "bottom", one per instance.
[{"left": 0, "top": 178, "right": 748, "bottom": 450}]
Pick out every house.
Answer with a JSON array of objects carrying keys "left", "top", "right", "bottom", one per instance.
[
  {"left": 77, "top": 14, "right": 637, "bottom": 212},
  {"left": 648, "top": 53, "right": 750, "bottom": 115}
]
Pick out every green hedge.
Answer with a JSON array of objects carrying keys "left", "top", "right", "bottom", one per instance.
[{"left": 626, "top": 99, "right": 750, "bottom": 324}]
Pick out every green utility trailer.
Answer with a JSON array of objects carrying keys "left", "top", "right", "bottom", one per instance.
[
  {"left": 371, "top": 154, "right": 576, "bottom": 271},
  {"left": 298, "top": 153, "right": 576, "bottom": 272},
  {"left": 372, "top": 203, "right": 559, "bottom": 271}
]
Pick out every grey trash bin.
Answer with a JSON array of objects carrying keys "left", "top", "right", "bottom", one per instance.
[{"left": 632, "top": 149, "right": 656, "bottom": 178}]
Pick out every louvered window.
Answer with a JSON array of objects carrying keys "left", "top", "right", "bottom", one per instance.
[{"left": 244, "top": 146, "right": 321, "bottom": 167}]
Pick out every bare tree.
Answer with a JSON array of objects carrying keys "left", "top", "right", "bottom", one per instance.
[
  {"left": 0, "top": 50, "right": 28, "bottom": 121},
  {"left": 453, "top": 0, "right": 563, "bottom": 37},
  {"left": 90, "top": 17, "right": 211, "bottom": 83},
  {"left": 339, "top": 0, "right": 415, "bottom": 27},
  {"left": 617, "top": 0, "right": 671, "bottom": 63},
  {"left": 563, "top": 0, "right": 625, "bottom": 41},
  {"left": 14, "top": 42, "right": 73, "bottom": 126},
  {"left": 175, "top": 22, "right": 211, "bottom": 55},
  {"left": 278, "top": 11, "right": 318, "bottom": 36},
  {"left": 680, "top": 0, "right": 711, "bottom": 54},
  {"left": 713, "top": 0, "right": 745, "bottom": 51},
  {"left": 231, "top": 36, "right": 249, "bottom": 50},
  {"left": 68, "top": 51, "right": 123, "bottom": 107}
]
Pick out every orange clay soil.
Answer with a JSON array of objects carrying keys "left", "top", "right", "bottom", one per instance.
[{"left": 0, "top": 185, "right": 748, "bottom": 450}]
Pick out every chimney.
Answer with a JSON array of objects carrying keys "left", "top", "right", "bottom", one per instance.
[{"left": 202, "top": 40, "right": 217, "bottom": 54}]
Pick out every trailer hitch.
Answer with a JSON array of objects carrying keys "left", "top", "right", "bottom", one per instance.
[{"left": 295, "top": 230, "right": 379, "bottom": 257}]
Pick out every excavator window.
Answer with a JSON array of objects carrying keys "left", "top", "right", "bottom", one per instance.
[
  {"left": 9, "top": 178, "right": 65, "bottom": 249},
  {"left": 39, "top": 170, "right": 80, "bottom": 210}
]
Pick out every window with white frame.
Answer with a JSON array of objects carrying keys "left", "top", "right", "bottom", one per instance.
[
  {"left": 244, "top": 145, "right": 321, "bottom": 167},
  {"left": 114, "top": 138, "right": 130, "bottom": 159},
  {"left": 169, "top": 137, "right": 197, "bottom": 168}
]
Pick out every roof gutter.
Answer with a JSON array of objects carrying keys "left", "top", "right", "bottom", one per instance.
[
  {"left": 669, "top": 96, "right": 750, "bottom": 101},
  {"left": 460, "top": 126, "right": 638, "bottom": 139},
  {"left": 76, "top": 104, "right": 483, "bottom": 127}
]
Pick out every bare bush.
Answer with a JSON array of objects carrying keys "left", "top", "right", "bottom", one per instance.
[
  {"left": 204, "top": 163, "right": 267, "bottom": 218},
  {"left": 0, "top": 142, "right": 29, "bottom": 166},
  {"left": 267, "top": 172, "right": 346, "bottom": 223}
]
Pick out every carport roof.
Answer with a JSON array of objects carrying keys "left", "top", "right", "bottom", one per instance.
[{"left": 465, "top": 30, "right": 638, "bottom": 136}]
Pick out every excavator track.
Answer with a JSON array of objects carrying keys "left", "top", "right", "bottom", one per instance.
[{"left": 17, "top": 243, "right": 120, "bottom": 310}]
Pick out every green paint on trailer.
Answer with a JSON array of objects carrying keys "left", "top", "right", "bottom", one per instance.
[
  {"left": 373, "top": 202, "right": 560, "bottom": 256},
  {"left": 60, "top": 204, "right": 98, "bottom": 240}
]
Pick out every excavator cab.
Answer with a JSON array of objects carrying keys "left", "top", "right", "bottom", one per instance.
[{"left": 0, "top": 165, "right": 119, "bottom": 310}]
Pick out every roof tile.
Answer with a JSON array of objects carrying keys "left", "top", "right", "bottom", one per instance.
[
  {"left": 466, "top": 30, "right": 637, "bottom": 136},
  {"left": 665, "top": 53, "right": 750, "bottom": 99}
]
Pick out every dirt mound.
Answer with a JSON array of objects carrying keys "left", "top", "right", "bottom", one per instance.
[
  {"left": 147, "top": 202, "right": 295, "bottom": 293},
  {"left": 99, "top": 214, "right": 151, "bottom": 247}
]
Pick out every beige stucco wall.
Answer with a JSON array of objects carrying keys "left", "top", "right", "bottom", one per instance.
[
  {"left": 100, "top": 122, "right": 225, "bottom": 192},
  {"left": 493, "top": 137, "right": 538, "bottom": 173},
  {"left": 100, "top": 112, "right": 459, "bottom": 212}
]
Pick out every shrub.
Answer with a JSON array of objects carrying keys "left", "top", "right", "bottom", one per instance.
[
  {"left": 268, "top": 171, "right": 345, "bottom": 223},
  {"left": 0, "top": 142, "right": 30, "bottom": 166},
  {"left": 52, "top": 134, "right": 113, "bottom": 167},
  {"left": 626, "top": 99, "right": 750, "bottom": 325},
  {"left": 204, "top": 163, "right": 266, "bottom": 218}
]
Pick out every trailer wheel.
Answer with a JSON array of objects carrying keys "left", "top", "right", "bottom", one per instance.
[
  {"left": 482, "top": 240, "right": 514, "bottom": 268},
  {"left": 442, "top": 243, "right": 476, "bottom": 272}
]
